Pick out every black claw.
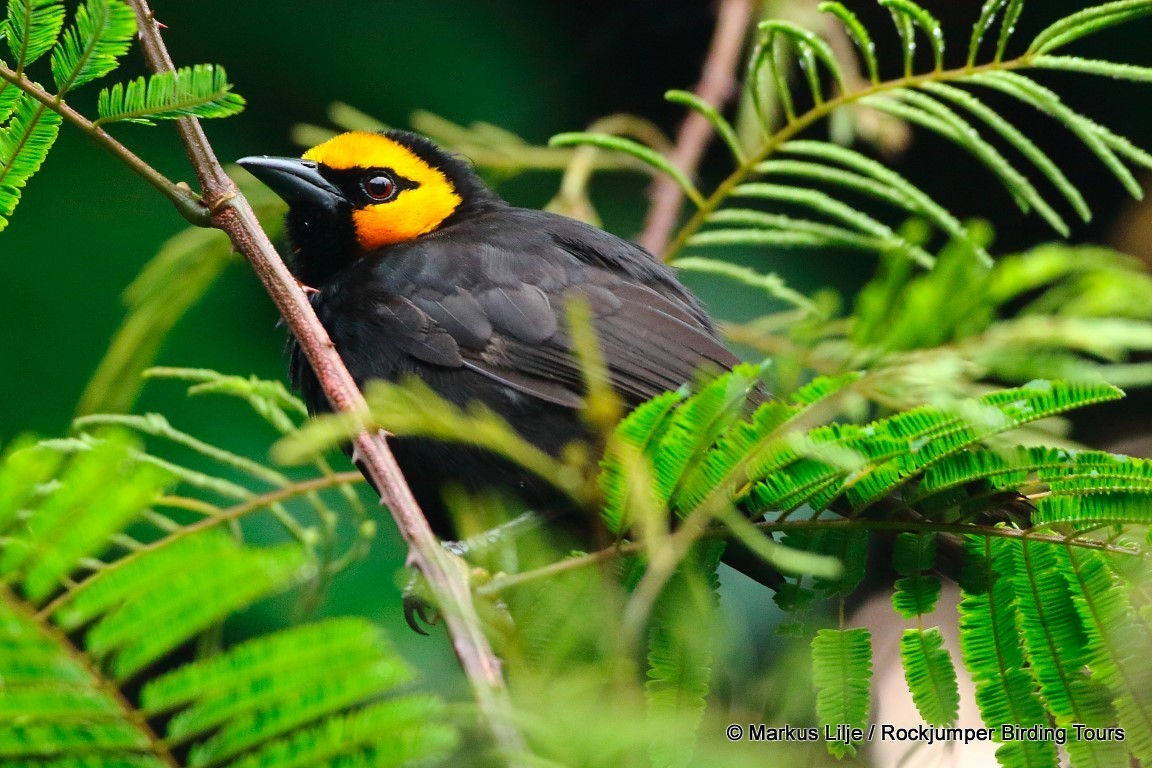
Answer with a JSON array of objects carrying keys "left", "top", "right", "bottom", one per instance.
[{"left": 402, "top": 591, "right": 442, "bottom": 635}]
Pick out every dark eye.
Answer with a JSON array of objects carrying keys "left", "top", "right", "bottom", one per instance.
[{"left": 362, "top": 173, "right": 397, "bottom": 202}]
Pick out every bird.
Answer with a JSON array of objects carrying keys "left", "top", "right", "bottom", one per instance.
[{"left": 238, "top": 130, "right": 775, "bottom": 609}]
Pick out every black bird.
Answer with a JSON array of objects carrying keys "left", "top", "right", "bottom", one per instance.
[{"left": 238, "top": 130, "right": 770, "bottom": 590}]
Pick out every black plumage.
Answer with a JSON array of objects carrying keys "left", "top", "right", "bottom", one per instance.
[{"left": 240, "top": 130, "right": 753, "bottom": 550}]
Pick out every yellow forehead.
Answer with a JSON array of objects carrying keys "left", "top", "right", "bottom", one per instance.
[{"left": 302, "top": 132, "right": 437, "bottom": 182}]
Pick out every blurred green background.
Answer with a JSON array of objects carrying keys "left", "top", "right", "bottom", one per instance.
[{"left": 5, "top": 0, "right": 1152, "bottom": 688}]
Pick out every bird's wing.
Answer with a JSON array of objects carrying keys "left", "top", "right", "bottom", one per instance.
[{"left": 382, "top": 226, "right": 739, "bottom": 410}]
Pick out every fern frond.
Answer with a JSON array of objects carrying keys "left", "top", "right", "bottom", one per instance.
[
  {"left": 50, "top": 0, "right": 135, "bottom": 93},
  {"left": 548, "top": 132, "right": 703, "bottom": 207},
  {"left": 879, "top": 0, "right": 944, "bottom": 72},
  {"left": 601, "top": 391, "right": 683, "bottom": 534},
  {"left": 958, "top": 538, "right": 1057, "bottom": 768},
  {"left": 141, "top": 619, "right": 455, "bottom": 767},
  {"left": 1028, "top": 0, "right": 1152, "bottom": 56},
  {"left": 0, "top": 91, "right": 61, "bottom": 230},
  {"left": 1012, "top": 540, "right": 1125, "bottom": 768},
  {"left": 95, "top": 64, "right": 246, "bottom": 126},
  {"left": 1062, "top": 547, "right": 1152, "bottom": 764},
  {"left": 729, "top": 182, "right": 935, "bottom": 266},
  {"left": 818, "top": 2, "right": 879, "bottom": 83},
  {"left": 0, "top": 598, "right": 166, "bottom": 765},
  {"left": 969, "top": 71, "right": 1145, "bottom": 199},
  {"left": 900, "top": 627, "right": 960, "bottom": 726},
  {"left": 811, "top": 628, "right": 871, "bottom": 758},
  {"left": 3, "top": 0, "right": 64, "bottom": 69},
  {"left": 665, "top": 89, "right": 744, "bottom": 163}
]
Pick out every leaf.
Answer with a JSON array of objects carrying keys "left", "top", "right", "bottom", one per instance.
[
  {"left": 779, "top": 140, "right": 989, "bottom": 265},
  {"left": 50, "top": 0, "right": 136, "bottom": 93},
  {"left": 665, "top": 89, "right": 744, "bottom": 164},
  {"left": 958, "top": 538, "right": 1057, "bottom": 768},
  {"left": 819, "top": 2, "right": 878, "bottom": 83},
  {"left": 969, "top": 0, "right": 1010, "bottom": 66},
  {"left": 0, "top": 91, "right": 61, "bottom": 231},
  {"left": 670, "top": 256, "right": 818, "bottom": 313},
  {"left": 4, "top": 0, "right": 65, "bottom": 69},
  {"left": 919, "top": 81, "right": 1091, "bottom": 225},
  {"left": 96, "top": 64, "right": 246, "bottom": 125},
  {"left": 1029, "top": 0, "right": 1152, "bottom": 55},
  {"left": 549, "top": 132, "right": 703, "bottom": 206},
  {"left": 900, "top": 627, "right": 960, "bottom": 725},
  {"left": 811, "top": 628, "right": 871, "bottom": 758},
  {"left": 970, "top": 71, "right": 1146, "bottom": 199},
  {"left": 879, "top": 0, "right": 944, "bottom": 71}
]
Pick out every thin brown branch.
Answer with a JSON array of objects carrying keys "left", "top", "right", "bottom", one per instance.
[
  {"left": 126, "top": 2, "right": 528, "bottom": 761},
  {"left": 637, "top": 0, "right": 755, "bottom": 257}
]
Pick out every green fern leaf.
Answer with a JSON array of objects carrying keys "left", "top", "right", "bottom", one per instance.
[
  {"left": 880, "top": 0, "right": 944, "bottom": 71},
  {"left": 0, "top": 436, "right": 63, "bottom": 534},
  {"left": 969, "top": 0, "right": 1010, "bottom": 66},
  {"left": 222, "top": 697, "right": 456, "bottom": 768},
  {"left": 811, "top": 628, "right": 871, "bottom": 758},
  {"left": 95, "top": 64, "right": 246, "bottom": 125},
  {"left": 659, "top": 365, "right": 761, "bottom": 511},
  {"left": 971, "top": 71, "right": 1145, "bottom": 199},
  {"left": 732, "top": 182, "right": 935, "bottom": 266},
  {"left": 900, "top": 627, "right": 960, "bottom": 725},
  {"left": 958, "top": 538, "right": 1057, "bottom": 768},
  {"left": 920, "top": 82, "right": 1091, "bottom": 224},
  {"left": 1011, "top": 540, "right": 1124, "bottom": 768},
  {"left": 819, "top": 2, "right": 878, "bottom": 83},
  {"left": 892, "top": 533, "right": 941, "bottom": 618},
  {"left": 0, "top": 602, "right": 166, "bottom": 765},
  {"left": 994, "top": 0, "right": 1026, "bottom": 60},
  {"left": 3, "top": 0, "right": 65, "bottom": 69},
  {"left": 0, "top": 91, "right": 62, "bottom": 231},
  {"left": 600, "top": 391, "right": 683, "bottom": 534},
  {"left": 645, "top": 541, "right": 723, "bottom": 768},
  {"left": 1062, "top": 548, "right": 1152, "bottom": 764},
  {"left": 549, "top": 132, "right": 703, "bottom": 206},
  {"left": 665, "top": 90, "right": 744, "bottom": 163},
  {"left": 1029, "top": 0, "right": 1152, "bottom": 56},
  {"left": 50, "top": 0, "right": 136, "bottom": 93},
  {"left": 779, "top": 140, "right": 988, "bottom": 265},
  {"left": 142, "top": 619, "right": 455, "bottom": 767}
]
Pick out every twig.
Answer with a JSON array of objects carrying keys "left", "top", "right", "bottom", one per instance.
[
  {"left": 126, "top": 2, "right": 528, "bottom": 762},
  {"left": 637, "top": 0, "right": 755, "bottom": 257}
]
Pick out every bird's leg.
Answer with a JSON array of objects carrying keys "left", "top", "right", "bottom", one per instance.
[{"left": 403, "top": 510, "right": 560, "bottom": 634}]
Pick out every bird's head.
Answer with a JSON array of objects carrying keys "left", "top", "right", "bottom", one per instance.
[{"left": 239, "top": 130, "right": 498, "bottom": 283}]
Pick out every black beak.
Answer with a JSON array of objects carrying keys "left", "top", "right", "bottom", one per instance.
[{"left": 237, "top": 155, "right": 345, "bottom": 212}]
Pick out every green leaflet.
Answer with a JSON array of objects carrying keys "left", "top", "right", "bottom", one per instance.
[
  {"left": 1062, "top": 548, "right": 1152, "bottom": 764},
  {"left": 0, "top": 91, "right": 62, "bottom": 230},
  {"left": 1011, "top": 540, "right": 1125, "bottom": 768},
  {"left": 900, "top": 627, "right": 960, "bottom": 726},
  {"left": 96, "top": 64, "right": 246, "bottom": 125},
  {"left": 50, "top": 0, "right": 136, "bottom": 92},
  {"left": 645, "top": 541, "right": 723, "bottom": 768},
  {"left": 811, "top": 628, "right": 872, "bottom": 758},
  {"left": 4, "top": 0, "right": 65, "bottom": 69},
  {"left": 959, "top": 537, "right": 1056, "bottom": 768}
]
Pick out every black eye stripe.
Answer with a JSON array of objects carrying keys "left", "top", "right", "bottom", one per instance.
[{"left": 320, "top": 166, "right": 421, "bottom": 203}]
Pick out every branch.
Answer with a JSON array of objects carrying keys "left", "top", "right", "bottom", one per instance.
[
  {"left": 125, "top": 2, "right": 528, "bottom": 761},
  {"left": 637, "top": 0, "right": 755, "bottom": 257}
]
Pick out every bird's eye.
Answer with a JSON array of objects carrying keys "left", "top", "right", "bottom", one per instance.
[{"left": 362, "top": 173, "right": 397, "bottom": 202}]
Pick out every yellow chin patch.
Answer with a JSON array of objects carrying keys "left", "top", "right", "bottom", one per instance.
[{"left": 303, "top": 131, "right": 463, "bottom": 250}]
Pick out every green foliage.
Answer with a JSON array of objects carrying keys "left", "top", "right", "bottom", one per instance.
[
  {"left": 811, "top": 628, "right": 872, "bottom": 758},
  {"left": 8, "top": 0, "right": 1152, "bottom": 765},
  {"left": 0, "top": 373, "right": 453, "bottom": 767},
  {"left": 96, "top": 64, "right": 246, "bottom": 125},
  {"left": 0, "top": 91, "right": 61, "bottom": 229},
  {"left": 49, "top": 0, "right": 135, "bottom": 92},
  {"left": 4, "top": 0, "right": 64, "bottom": 69},
  {"left": 0, "top": 0, "right": 244, "bottom": 230}
]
